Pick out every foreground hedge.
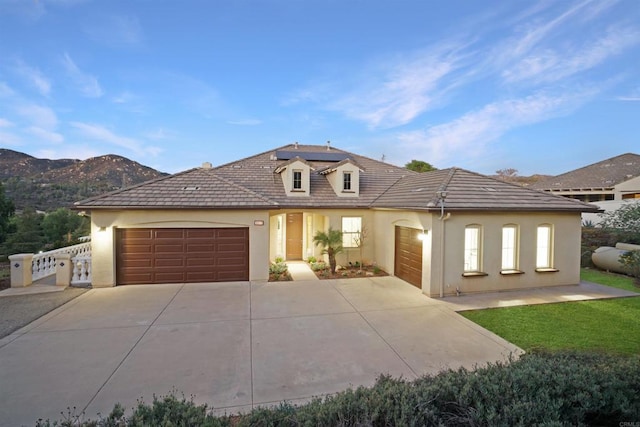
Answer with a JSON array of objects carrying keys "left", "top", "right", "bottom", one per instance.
[{"left": 38, "top": 351, "right": 640, "bottom": 427}]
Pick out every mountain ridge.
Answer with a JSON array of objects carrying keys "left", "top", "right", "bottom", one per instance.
[{"left": 0, "top": 149, "right": 168, "bottom": 211}]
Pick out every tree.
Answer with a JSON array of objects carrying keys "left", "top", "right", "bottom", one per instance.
[
  {"left": 599, "top": 201, "right": 640, "bottom": 285},
  {"left": 313, "top": 227, "right": 344, "bottom": 274},
  {"left": 0, "top": 182, "right": 15, "bottom": 245},
  {"left": 2, "top": 208, "right": 45, "bottom": 256},
  {"left": 599, "top": 201, "right": 640, "bottom": 244},
  {"left": 405, "top": 160, "right": 437, "bottom": 173},
  {"left": 353, "top": 226, "right": 368, "bottom": 271},
  {"left": 42, "top": 208, "right": 86, "bottom": 248},
  {"left": 496, "top": 168, "right": 519, "bottom": 181}
]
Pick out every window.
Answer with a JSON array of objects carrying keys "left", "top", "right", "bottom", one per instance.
[
  {"left": 343, "top": 172, "right": 352, "bottom": 191},
  {"left": 292, "top": 170, "right": 302, "bottom": 190},
  {"left": 501, "top": 225, "right": 518, "bottom": 271},
  {"left": 464, "top": 225, "right": 482, "bottom": 272},
  {"left": 536, "top": 225, "right": 553, "bottom": 268},
  {"left": 342, "top": 217, "right": 362, "bottom": 248}
]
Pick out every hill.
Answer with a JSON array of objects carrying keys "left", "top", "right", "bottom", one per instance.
[{"left": 0, "top": 149, "right": 167, "bottom": 211}]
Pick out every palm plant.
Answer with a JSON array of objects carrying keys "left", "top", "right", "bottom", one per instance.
[{"left": 313, "top": 227, "right": 344, "bottom": 274}]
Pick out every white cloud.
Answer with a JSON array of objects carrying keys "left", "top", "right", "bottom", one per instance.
[
  {"left": 0, "top": 131, "right": 22, "bottom": 146},
  {"left": 0, "top": 118, "right": 14, "bottom": 128},
  {"left": 70, "top": 121, "right": 160, "bottom": 156},
  {"left": 13, "top": 59, "right": 51, "bottom": 96},
  {"left": 16, "top": 104, "right": 58, "bottom": 130},
  {"left": 143, "top": 128, "right": 173, "bottom": 140},
  {"left": 84, "top": 14, "right": 143, "bottom": 47},
  {"left": 228, "top": 119, "right": 262, "bottom": 126},
  {"left": 325, "top": 47, "right": 465, "bottom": 129},
  {"left": 396, "top": 90, "right": 599, "bottom": 165},
  {"left": 27, "top": 126, "right": 64, "bottom": 143},
  {"left": 0, "top": 82, "right": 15, "bottom": 97},
  {"left": 503, "top": 26, "right": 640, "bottom": 84},
  {"left": 61, "top": 53, "right": 103, "bottom": 98}
]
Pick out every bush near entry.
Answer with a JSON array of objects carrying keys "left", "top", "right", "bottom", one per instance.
[{"left": 37, "top": 351, "right": 640, "bottom": 426}]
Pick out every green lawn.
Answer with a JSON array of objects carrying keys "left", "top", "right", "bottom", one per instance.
[{"left": 461, "top": 269, "right": 640, "bottom": 355}]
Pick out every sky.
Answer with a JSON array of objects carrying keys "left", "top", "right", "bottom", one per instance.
[{"left": 0, "top": 0, "right": 638, "bottom": 176}]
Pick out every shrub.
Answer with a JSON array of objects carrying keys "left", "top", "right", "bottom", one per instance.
[
  {"left": 40, "top": 352, "right": 640, "bottom": 426},
  {"left": 274, "top": 256, "right": 285, "bottom": 263},
  {"left": 306, "top": 256, "right": 317, "bottom": 263},
  {"left": 269, "top": 262, "right": 288, "bottom": 275},
  {"left": 620, "top": 250, "right": 640, "bottom": 285},
  {"left": 310, "top": 261, "right": 327, "bottom": 271},
  {"left": 373, "top": 265, "right": 381, "bottom": 274}
]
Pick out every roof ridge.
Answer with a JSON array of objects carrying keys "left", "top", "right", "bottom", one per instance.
[
  {"left": 74, "top": 167, "right": 199, "bottom": 206},
  {"left": 368, "top": 174, "right": 408, "bottom": 207},
  {"left": 437, "top": 167, "right": 457, "bottom": 194}
]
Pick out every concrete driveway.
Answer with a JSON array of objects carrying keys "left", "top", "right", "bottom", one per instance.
[{"left": 0, "top": 277, "right": 520, "bottom": 426}]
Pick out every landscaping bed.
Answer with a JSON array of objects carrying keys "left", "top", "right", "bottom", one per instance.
[{"left": 310, "top": 261, "right": 388, "bottom": 280}]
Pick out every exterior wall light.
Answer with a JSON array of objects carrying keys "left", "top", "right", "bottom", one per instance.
[
  {"left": 417, "top": 230, "right": 428, "bottom": 241},
  {"left": 98, "top": 226, "right": 107, "bottom": 232}
]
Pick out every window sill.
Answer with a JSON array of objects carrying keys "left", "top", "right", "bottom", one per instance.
[
  {"left": 342, "top": 190, "right": 356, "bottom": 193},
  {"left": 462, "top": 271, "right": 488, "bottom": 278},
  {"left": 535, "top": 268, "right": 559, "bottom": 273},
  {"left": 500, "top": 269, "right": 524, "bottom": 275},
  {"left": 291, "top": 189, "right": 306, "bottom": 193}
]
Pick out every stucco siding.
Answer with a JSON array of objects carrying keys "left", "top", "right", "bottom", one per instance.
[
  {"left": 372, "top": 209, "right": 433, "bottom": 286},
  {"left": 432, "top": 212, "right": 582, "bottom": 297},
  {"left": 90, "top": 209, "right": 270, "bottom": 287}
]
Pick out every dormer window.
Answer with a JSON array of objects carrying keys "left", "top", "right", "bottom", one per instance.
[
  {"left": 293, "top": 170, "right": 303, "bottom": 190},
  {"left": 274, "top": 157, "right": 313, "bottom": 197},
  {"left": 343, "top": 172, "right": 352, "bottom": 191},
  {"left": 318, "top": 158, "right": 363, "bottom": 197}
]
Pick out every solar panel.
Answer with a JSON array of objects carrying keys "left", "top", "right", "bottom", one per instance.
[{"left": 275, "top": 150, "right": 350, "bottom": 162}]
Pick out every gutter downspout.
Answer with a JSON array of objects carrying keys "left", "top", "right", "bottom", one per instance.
[{"left": 439, "top": 211, "right": 451, "bottom": 298}]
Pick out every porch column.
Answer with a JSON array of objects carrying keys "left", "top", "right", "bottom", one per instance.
[{"left": 8, "top": 254, "right": 34, "bottom": 288}]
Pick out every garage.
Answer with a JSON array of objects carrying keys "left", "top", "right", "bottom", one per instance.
[
  {"left": 116, "top": 228, "right": 249, "bottom": 285},
  {"left": 394, "top": 226, "right": 423, "bottom": 288}
]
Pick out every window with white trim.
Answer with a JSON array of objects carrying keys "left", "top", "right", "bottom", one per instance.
[
  {"left": 292, "top": 170, "right": 302, "bottom": 190},
  {"left": 501, "top": 225, "right": 518, "bottom": 271},
  {"left": 464, "top": 225, "right": 482, "bottom": 272},
  {"left": 536, "top": 224, "right": 553, "bottom": 268},
  {"left": 342, "top": 217, "right": 361, "bottom": 248},
  {"left": 343, "top": 172, "right": 352, "bottom": 191}
]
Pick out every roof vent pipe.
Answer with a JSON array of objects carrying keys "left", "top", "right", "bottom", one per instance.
[
  {"left": 326, "top": 140, "right": 331, "bottom": 151},
  {"left": 201, "top": 162, "right": 212, "bottom": 169}
]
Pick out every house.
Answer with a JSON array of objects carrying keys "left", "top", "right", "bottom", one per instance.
[
  {"left": 75, "top": 143, "right": 599, "bottom": 297},
  {"left": 531, "top": 153, "right": 640, "bottom": 224},
  {"left": 531, "top": 153, "right": 640, "bottom": 202}
]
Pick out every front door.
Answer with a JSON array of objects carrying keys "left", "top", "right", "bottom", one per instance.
[{"left": 286, "top": 213, "right": 303, "bottom": 260}]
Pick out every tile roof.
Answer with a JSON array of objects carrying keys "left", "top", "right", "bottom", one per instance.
[
  {"left": 532, "top": 153, "right": 640, "bottom": 191},
  {"left": 75, "top": 144, "right": 598, "bottom": 213},
  {"left": 373, "top": 168, "right": 599, "bottom": 212}
]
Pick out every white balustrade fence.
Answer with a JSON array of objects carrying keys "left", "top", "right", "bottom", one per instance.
[
  {"left": 32, "top": 242, "right": 92, "bottom": 281},
  {"left": 71, "top": 256, "right": 92, "bottom": 285}
]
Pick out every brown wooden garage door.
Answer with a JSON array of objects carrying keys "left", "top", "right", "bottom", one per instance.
[
  {"left": 394, "top": 226, "right": 423, "bottom": 288},
  {"left": 116, "top": 228, "right": 249, "bottom": 285}
]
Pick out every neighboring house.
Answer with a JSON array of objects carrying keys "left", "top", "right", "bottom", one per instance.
[
  {"left": 532, "top": 153, "right": 640, "bottom": 203},
  {"left": 75, "top": 143, "right": 598, "bottom": 297}
]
